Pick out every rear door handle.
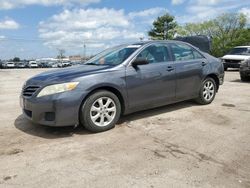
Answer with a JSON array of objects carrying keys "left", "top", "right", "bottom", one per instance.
[{"left": 167, "top": 66, "right": 174, "bottom": 72}]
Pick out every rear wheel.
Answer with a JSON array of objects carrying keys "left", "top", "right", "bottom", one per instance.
[
  {"left": 80, "top": 90, "right": 121, "bottom": 133},
  {"left": 224, "top": 66, "right": 228, "bottom": 71},
  {"left": 195, "top": 77, "right": 216, "bottom": 105}
]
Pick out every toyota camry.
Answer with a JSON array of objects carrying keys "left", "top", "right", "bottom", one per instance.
[{"left": 20, "top": 41, "right": 224, "bottom": 132}]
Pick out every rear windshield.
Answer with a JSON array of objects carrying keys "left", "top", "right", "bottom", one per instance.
[{"left": 228, "top": 48, "right": 250, "bottom": 56}]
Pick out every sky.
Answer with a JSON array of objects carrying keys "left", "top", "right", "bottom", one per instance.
[{"left": 0, "top": 0, "right": 249, "bottom": 59}]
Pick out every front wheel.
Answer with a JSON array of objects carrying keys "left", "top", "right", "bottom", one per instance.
[
  {"left": 80, "top": 90, "right": 121, "bottom": 133},
  {"left": 195, "top": 77, "right": 216, "bottom": 105}
]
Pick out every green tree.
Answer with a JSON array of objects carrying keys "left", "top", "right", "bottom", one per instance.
[
  {"left": 13, "top": 57, "right": 20, "bottom": 62},
  {"left": 178, "top": 13, "right": 250, "bottom": 57},
  {"left": 211, "top": 13, "right": 249, "bottom": 57},
  {"left": 182, "top": 20, "right": 216, "bottom": 36},
  {"left": 148, "top": 13, "right": 178, "bottom": 40}
]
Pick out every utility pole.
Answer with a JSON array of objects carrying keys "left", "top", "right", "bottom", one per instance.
[
  {"left": 83, "top": 42, "right": 86, "bottom": 62},
  {"left": 164, "top": 21, "right": 168, "bottom": 40}
]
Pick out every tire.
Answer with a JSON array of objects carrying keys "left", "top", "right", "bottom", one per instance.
[
  {"left": 195, "top": 77, "right": 217, "bottom": 105},
  {"left": 80, "top": 90, "right": 121, "bottom": 133},
  {"left": 240, "top": 74, "right": 250, "bottom": 82},
  {"left": 224, "top": 66, "right": 228, "bottom": 71}
]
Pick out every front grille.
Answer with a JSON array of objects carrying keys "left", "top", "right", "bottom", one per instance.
[
  {"left": 22, "top": 86, "right": 40, "bottom": 97},
  {"left": 225, "top": 59, "right": 241, "bottom": 64}
]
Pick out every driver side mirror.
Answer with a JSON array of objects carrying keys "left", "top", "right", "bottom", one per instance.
[{"left": 132, "top": 57, "right": 149, "bottom": 67}]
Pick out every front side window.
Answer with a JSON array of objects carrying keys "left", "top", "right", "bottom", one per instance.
[
  {"left": 136, "top": 44, "right": 171, "bottom": 64},
  {"left": 170, "top": 43, "right": 205, "bottom": 61},
  {"left": 85, "top": 45, "right": 140, "bottom": 66}
]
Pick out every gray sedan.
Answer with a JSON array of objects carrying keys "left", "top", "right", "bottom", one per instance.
[{"left": 20, "top": 41, "right": 224, "bottom": 132}]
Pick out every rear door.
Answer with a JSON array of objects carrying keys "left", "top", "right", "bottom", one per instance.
[
  {"left": 169, "top": 43, "right": 207, "bottom": 100},
  {"left": 126, "top": 43, "right": 176, "bottom": 110}
]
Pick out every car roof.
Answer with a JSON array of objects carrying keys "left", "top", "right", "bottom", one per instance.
[{"left": 131, "top": 40, "right": 178, "bottom": 46}]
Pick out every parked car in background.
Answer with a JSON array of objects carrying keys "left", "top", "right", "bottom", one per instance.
[
  {"left": 3, "top": 62, "right": 15, "bottom": 68},
  {"left": 62, "top": 62, "right": 71, "bottom": 67},
  {"left": 222, "top": 46, "right": 250, "bottom": 71},
  {"left": 240, "top": 58, "right": 250, "bottom": 81},
  {"left": 29, "top": 61, "right": 39, "bottom": 68},
  {"left": 48, "top": 62, "right": 58, "bottom": 68},
  {"left": 16, "top": 62, "right": 27, "bottom": 68},
  {"left": 39, "top": 62, "right": 50, "bottom": 68},
  {"left": 20, "top": 41, "right": 224, "bottom": 133},
  {"left": 58, "top": 61, "right": 71, "bottom": 68}
]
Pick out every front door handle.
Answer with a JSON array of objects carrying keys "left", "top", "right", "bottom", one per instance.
[
  {"left": 202, "top": 62, "right": 207, "bottom": 66},
  {"left": 167, "top": 66, "right": 174, "bottom": 72}
]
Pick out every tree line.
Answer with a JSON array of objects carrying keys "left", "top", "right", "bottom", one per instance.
[{"left": 148, "top": 12, "right": 250, "bottom": 57}]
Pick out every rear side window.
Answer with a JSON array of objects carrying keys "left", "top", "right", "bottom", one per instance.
[
  {"left": 137, "top": 44, "right": 171, "bottom": 64},
  {"left": 170, "top": 43, "right": 205, "bottom": 61}
]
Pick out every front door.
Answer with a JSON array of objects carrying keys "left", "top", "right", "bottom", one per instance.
[{"left": 126, "top": 43, "right": 176, "bottom": 110}]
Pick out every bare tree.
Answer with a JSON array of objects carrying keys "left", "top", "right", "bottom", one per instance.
[{"left": 57, "top": 49, "right": 66, "bottom": 60}]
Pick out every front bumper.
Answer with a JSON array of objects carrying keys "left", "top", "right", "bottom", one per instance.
[{"left": 20, "top": 90, "right": 87, "bottom": 127}]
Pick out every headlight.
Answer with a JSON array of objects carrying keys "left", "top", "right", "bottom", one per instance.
[{"left": 37, "top": 82, "right": 79, "bottom": 97}]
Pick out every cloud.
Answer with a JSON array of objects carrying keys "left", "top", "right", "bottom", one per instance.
[
  {"left": 176, "top": 0, "right": 249, "bottom": 23},
  {"left": 128, "top": 7, "right": 167, "bottom": 18},
  {"left": 0, "top": 35, "right": 5, "bottom": 39},
  {"left": 0, "top": 0, "right": 100, "bottom": 9},
  {"left": 193, "top": 0, "right": 223, "bottom": 5},
  {"left": 128, "top": 7, "right": 168, "bottom": 26},
  {"left": 0, "top": 18, "right": 19, "bottom": 29},
  {"left": 171, "top": 0, "right": 186, "bottom": 5},
  {"left": 39, "top": 8, "right": 148, "bottom": 54}
]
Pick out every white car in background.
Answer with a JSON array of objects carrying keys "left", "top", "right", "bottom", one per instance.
[
  {"left": 28, "top": 61, "right": 38, "bottom": 68},
  {"left": 57, "top": 61, "right": 71, "bottom": 68},
  {"left": 4, "top": 62, "right": 15, "bottom": 68},
  {"left": 48, "top": 62, "right": 58, "bottom": 68},
  {"left": 221, "top": 46, "right": 250, "bottom": 71}
]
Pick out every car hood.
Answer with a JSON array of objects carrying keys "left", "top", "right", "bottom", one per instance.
[
  {"left": 222, "top": 55, "right": 250, "bottom": 61},
  {"left": 26, "top": 65, "right": 114, "bottom": 86}
]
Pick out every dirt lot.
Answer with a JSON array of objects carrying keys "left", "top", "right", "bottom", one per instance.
[{"left": 0, "top": 69, "right": 249, "bottom": 188}]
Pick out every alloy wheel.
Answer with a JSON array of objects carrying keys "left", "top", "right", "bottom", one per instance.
[
  {"left": 203, "top": 80, "right": 215, "bottom": 101},
  {"left": 90, "top": 97, "right": 117, "bottom": 127}
]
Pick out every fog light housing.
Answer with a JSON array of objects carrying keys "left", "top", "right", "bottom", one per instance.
[{"left": 45, "top": 112, "right": 55, "bottom": 121}]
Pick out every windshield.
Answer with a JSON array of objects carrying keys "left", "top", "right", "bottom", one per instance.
[
  {"left": 228, "top": 48, "right": 250, "bottom": 56},
  {"left": 85, "top": 45, "right": 140, "bottom": 66}
]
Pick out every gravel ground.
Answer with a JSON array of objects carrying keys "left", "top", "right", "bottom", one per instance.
[{"left": 0, "top": 68, "right": 249, "bottom": 188}]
